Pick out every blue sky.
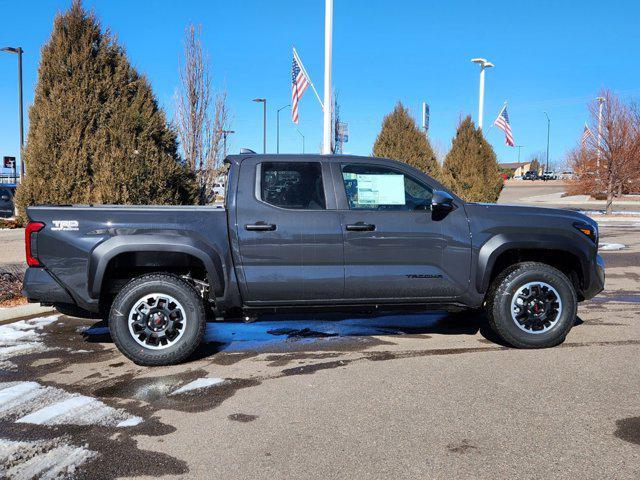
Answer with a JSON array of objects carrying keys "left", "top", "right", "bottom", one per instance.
[{"left": 1, "top": 0, "right": 639, "bottom": 174}]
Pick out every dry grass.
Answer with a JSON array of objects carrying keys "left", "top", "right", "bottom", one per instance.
[
  {"left": 0, "top": 217, "right": 23, "bottom": 229},
  {"left": 0, "top": 265, "right": 26, "bottom": 304}
]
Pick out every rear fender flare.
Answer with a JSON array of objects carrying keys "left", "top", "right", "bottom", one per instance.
[{"left": 88, "top": 234, "right": 225, "bottom": 299}]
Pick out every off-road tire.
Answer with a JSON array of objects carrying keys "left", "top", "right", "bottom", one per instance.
[
  {"left": 485, "top": 262, "right": 577, "bottom": 348},
  {"left": 109, "top": 273, "right": 206, "bottom": 366}
]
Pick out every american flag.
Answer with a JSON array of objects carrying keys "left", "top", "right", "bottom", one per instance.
[
  {"left": 291, "top": 50, "right": 310, "bottom": 124},
  {"left": 581, "top": 123, "right": 593, "bottom": 147},
  {"left": 494, "top": 105, "right": 515, "bottom": 146}
]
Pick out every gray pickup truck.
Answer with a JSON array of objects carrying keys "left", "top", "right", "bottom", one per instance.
[{"left": 23, "top": 154, "right": 605, "bottom": 365}]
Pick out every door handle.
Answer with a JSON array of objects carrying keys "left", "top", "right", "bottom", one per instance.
[
  {"left": 346, "top": 222, "right": 375, "bottom": 232},
  {"left": 245, "top": 222, "right": 277, "bottom": 231}
]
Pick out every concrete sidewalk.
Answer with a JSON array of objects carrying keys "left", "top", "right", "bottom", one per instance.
[
  {"left": 523, "top": 191, "right": 640, "bottom": 207},
  {"left": 0, "top": 303, "right": 56, "bottom": 323}
]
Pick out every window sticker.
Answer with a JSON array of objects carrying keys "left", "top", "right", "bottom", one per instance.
[{"left": 345, "top": 173, "right": 405, "bottom": 205}]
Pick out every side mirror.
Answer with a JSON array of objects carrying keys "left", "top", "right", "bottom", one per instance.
[{"left": 431, "top": 190, "right": 455, "bottom": 213}]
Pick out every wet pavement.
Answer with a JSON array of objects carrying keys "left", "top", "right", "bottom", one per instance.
[
  {"left": 1, "top": 226, "right": 639, "bottom": 478},
  {"left": 0, "top": 221, "right": 640, "bottom": 479}
]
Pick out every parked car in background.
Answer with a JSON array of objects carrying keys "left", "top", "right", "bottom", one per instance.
[
  {"left": 212, "top": 182, "right": 225, "bottom": 198},
  {"left": 523, "top": 170, "right": 538, "bottom": 181},
  {"left": 0, "top": 185, "right": 16, "bottom": 218},
  {"left": 541, "top": 171, "right": 557, "bottom": 181}
]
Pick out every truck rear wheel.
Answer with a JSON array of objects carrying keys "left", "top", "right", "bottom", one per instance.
[
  {"left": 109, "top": 273, "right": 206, "bottom": 366},
  {"left": 485, "top": 262, "right": 577, "bottom": 348}
]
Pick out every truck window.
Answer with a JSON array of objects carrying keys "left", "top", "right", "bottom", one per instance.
[
  {"left": 260, "top": 162, "right": 326, "bottom": 210},
  {"left": 341, "top": 164, "right": 432, "bottom": 211}
]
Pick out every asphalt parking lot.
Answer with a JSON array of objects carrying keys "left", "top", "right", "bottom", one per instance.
[{"left": 1, "top": 186, "right": 639, "bottom": 479}]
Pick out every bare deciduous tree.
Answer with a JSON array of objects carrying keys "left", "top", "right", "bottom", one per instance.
[
  {"left": 569, "top": 89, "right": 640, "bottom": 213},
  {"left": 525, "top": 152, "right": 544, "bottom": 173},
  {"left": 176, "top": 24, "right": 230, "bottom": 204}
]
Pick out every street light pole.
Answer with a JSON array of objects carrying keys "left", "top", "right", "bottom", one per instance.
[
  {"left": 544, "top": 112, "right": 551, "bottom": 172},
  {"left": 322, "top": 0, "right": 333, "bottom": 154},
  {"left": 471, "top": 58, "right": 494, "bottom": 130},
  {"left": 253, "top": 98, "right": 267, "bottom": 153},
  {"left": 1, "top": 46, "right": 24, "bottom": 180},
  {"left": 276, "top": 104, "right": 290, "bottom": 154},
  {"left": 516, "top": 145, "right": 523, "bottom": 163},
  {"left": 296, "top": 129, "right": 305, "bottom": 154},
  {"left": 596, "top": 96, "right": 605, "bottom": 169}
]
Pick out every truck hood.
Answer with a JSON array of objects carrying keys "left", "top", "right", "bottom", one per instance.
[
  {"left": 467, "top": 203, "right": 595, "bottom": 223},
  {"left": 464, "top": 203, "right": 599, "bottom": 235}
]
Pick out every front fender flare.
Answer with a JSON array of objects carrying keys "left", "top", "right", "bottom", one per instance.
[{"left": 476, "top": 233, "right": 591, "bottom": 294}]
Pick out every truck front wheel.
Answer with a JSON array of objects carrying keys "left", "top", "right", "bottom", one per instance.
[
  {"left": 109, "top": 273, "right": 206, "bottom": 366},
  {"left": 485, "top": 262, "right": 577, "bottom": 348}
]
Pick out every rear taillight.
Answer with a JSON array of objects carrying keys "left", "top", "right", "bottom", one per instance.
[{"left": 25, "top": 221, "right": 45, "bottom": 267}]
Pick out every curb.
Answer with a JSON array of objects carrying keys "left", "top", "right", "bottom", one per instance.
[{"left": 0, "top": 303, "right": 57, "bottom": 323}]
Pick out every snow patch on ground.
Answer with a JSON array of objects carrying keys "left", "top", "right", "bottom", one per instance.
[
  {"left": 0, "top": 315, "right": 59, "bottom": 369},
  {"left": 599, "top": 243, "right": 626, "bottom": 251},
  {"left": 116, "top": 416, "right": 144, "bottom": 427},
  {"left": 170, "top": 377, "right": 226, "bottom": 395},
  {"left": 0, "top": 381, "right": 142, "bottom": 428},
  {"left": 0, "top": 437, "right": 97, "bottom": 480},
  {"left": 582, "top": 210, "right": 640, "bottom": 216}
]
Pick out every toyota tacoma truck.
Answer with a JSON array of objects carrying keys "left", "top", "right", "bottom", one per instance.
[{"left": 22, "top": 154, "right": 605, "bottom": 365}]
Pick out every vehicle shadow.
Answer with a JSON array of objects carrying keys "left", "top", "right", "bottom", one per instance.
[{"left": 81, "top": 309, "right": 508, "bottom": 357}]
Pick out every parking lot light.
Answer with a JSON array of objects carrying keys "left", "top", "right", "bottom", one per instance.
[
  {"left": 544, "top": 112, "right": 551, "bottom": 172},
  {"left": 1, "top": 46, "right": 24, "bottom": 181},
  {"left": 471, "top": 58, "right": 494, "bottom": 130}
]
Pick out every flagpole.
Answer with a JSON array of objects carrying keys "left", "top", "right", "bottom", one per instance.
[
  {"left": 293, "top": 47, "right": 324, "bottom": 110},
  {"left": 322, "top": 0, "right": 333, "bottom": 154}
]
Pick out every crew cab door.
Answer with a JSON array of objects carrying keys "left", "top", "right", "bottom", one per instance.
[
  {"left": 234, "top": 158, "right": 344, "bottom": 304},
  {"left": 334, "top": 162, "right": 471, "bottom": 301}
]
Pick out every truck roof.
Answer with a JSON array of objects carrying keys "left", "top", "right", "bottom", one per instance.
[
  {"left": 225, "top": 153, "right": 388, "bottom": 165},
  {"left": 224, "top": 152, "right": 457, "bottom": 201}
]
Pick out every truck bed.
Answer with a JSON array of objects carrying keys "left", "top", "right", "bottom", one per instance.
[{"left": 25, "top": 204, "right": 234, "bottom": 312}]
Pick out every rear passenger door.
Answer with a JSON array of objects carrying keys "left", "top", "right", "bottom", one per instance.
[{"left": 234, "top": 158, "right": 344, "bottom": 304}]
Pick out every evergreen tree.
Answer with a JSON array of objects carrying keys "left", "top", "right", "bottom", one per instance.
[
  {"left": 373, "top": 102, "right": 440, "bottom": 178},
  {"left": 441, "top": 116, "right": 503, "bottom": 202},
  {"left": 16, "top": 0, "right": 195, "bottom": 212}
]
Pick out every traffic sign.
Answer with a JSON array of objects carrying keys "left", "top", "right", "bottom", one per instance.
[
  {"left": 3, "top": 156, "right": 16, "bottom": 169},
  {"left": 336, "top": 122, "right": 349, "bottom": 143}
]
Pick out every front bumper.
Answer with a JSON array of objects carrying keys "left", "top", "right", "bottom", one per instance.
[
  {"left": 581, "top": 254, "right": 605, "bottom": 300},
  {"left": 22, "top": 267, "right": 74, "bottom": 305}
]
